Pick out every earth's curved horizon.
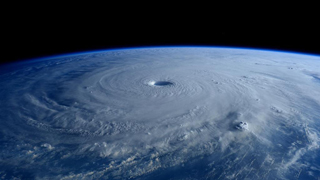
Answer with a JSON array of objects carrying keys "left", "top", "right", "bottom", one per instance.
[{"left": 0, "top": 47, "right": 320, "bottom": 179}]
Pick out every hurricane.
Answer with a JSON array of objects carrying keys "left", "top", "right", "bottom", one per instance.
[{"left": 0, "top": 47, "right": 320, "bottom": 179}]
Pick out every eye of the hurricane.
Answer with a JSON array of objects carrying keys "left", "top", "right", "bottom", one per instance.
[{"left": 148, "top": 81, "right": 174, "bottom": 86}]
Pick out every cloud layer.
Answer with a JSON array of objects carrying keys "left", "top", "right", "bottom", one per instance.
[{"left": 0, "top": 47, "right": 320, "bottom": 179}]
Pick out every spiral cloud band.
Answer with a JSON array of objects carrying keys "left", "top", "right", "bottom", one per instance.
[{"left": 0, "top": 47, "right": 320, "bottom": 179}]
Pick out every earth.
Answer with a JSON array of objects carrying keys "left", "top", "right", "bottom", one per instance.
[{"left": 0, "top": 47, "right": 320, "bottom": 179}]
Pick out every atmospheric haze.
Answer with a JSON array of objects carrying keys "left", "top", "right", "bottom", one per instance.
[{"left": 0, "top": 47, "right": 320, "bottom": 179}]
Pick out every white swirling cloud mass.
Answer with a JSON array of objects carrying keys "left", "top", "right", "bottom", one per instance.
[{"left": 0, "top": 47, "right": 320, "bottom": 179}]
